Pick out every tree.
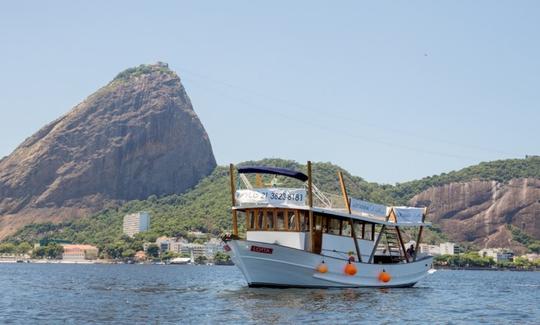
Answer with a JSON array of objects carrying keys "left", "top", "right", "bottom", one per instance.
[
  {"left": 214, "top": 251, "right": 232, "bottom": 265},
  {"left": 122, "top": 249, "right": 136, "bottom": 259},
  {"left": 161, "top": 251, "right": 179, "bottom": 261},
  {"left": 0, "top": 243, "right": 16, "bottom": 254},
  {"left": 195, "top": 255, "right": 208, "bottom": 265},
  {"left": 44, "top": 243, "right": 64, "bottom": 259},
  {"left": 16, "top": 242, "right": 32, "bottom": 255},
  {"left": 146, "top": 244, "right": 160, "bottom": 258}
]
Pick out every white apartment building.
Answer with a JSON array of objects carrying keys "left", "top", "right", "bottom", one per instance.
[
  {"left": 419, "top": 242, "right": 455, "bottom": 256},
  {"left": 123, "top": 212, "right": 150, "bottom": 237},
  {"left": 479, "top": 248, "right": 514, "bottom": 262}
]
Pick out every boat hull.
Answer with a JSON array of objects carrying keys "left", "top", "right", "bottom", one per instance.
[{"left": 229, "top": 240, "right": 433, "bottom": 288}]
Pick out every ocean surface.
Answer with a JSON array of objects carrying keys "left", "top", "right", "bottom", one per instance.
[{"left": 0, "top": 264, "right": 538, "bottom": 324}]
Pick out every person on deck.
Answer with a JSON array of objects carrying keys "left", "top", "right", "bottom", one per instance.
[{"left": 406, "top": 245, "right": 415, "bottom": 259}]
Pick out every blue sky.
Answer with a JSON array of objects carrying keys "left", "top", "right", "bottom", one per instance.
[{"left": 0, "top": 1, "right": 538, "bottom": 183}]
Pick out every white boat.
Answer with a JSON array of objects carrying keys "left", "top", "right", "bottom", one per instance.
[
  {"left": 224, "top": 162, "right": 435, "bottom": 288},
  {"left": 169, "top": 257, "right": 191, "bottom": 265}
]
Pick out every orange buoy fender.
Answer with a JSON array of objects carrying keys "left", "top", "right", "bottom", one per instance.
[
  {"left": 344, "top": 261, "right": 357, "bottom": 276},
  {"left": 378, "top": 270, "right": 391, "bottom": 283},
  {"left": 316, "top": 261, "right": 328, "bottom": 273}
]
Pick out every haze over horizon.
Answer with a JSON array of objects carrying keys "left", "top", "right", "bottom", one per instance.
[{"left": 1, "top": 1, "right": 538, "bottom": 184}]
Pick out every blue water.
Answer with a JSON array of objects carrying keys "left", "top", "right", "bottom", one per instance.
[{"left": 0, "top": 264, "right": 538, "bottom": 324}]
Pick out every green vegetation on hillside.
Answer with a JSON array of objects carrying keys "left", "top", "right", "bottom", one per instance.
[
  {"left": 5, "top": 157, "right": 539, "bottom": 253},
  {"left": 113, "top": 63, "right": 174, "bottom": 81},
  {"left": 389, "top": 156, "right": 540, "bottom": 203}
]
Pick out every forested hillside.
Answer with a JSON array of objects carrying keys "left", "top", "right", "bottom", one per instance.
[{"left": 6, "top": 157, "right": 540, "bottom": 255}]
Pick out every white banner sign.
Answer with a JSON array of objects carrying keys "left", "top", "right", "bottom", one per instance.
[
  {"left": 350, "top": 198, "right": 388, "bottom": 218},
  {"left": 235, "top": 188, "right": 307, "bottom": 207},
  {"left": 394, "top": 207, "right": 424, "bottom": 224}
]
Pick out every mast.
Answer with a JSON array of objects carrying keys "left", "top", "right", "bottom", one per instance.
[{"left": 338, "top": 171, "right": 362, "bottom": 262}]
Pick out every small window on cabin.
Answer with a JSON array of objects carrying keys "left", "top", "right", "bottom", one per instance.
[
  {"left": 265, "top": 209, "right": 274, "bottom": 230},
  {"left": 342, "top": 222, "right": 352, "bottom": 236},
  {"left": 299, "top": 211, "right": 308, "bottom": 231},
  {"left": 276, "top": 210, "right": 285, "bottom": 230},
  {"left": 328, "top": 218, "right": 341, "bottom": 235},
  {"left": 287, "top": 210, "right": 296, "bottom": 230},
  {"left": 364, "top": 224, "right": 375, "bottom": 241},
  {"left": 354, "top": 222, "right": 363, "bottom": 239}
]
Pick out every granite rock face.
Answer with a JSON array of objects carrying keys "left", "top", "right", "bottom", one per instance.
[
  {"left": 0, "top": 63, "right": 216, "bottom": 238},
  {"left": 410, "top": 178, "right": 540, "bottom": 252}
]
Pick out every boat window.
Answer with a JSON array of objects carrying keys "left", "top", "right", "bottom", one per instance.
[
  {"left": 354, "top": 221, "right": 363, "bottom": 239},
  {"left": 342, "top": 221, "right": 352, "bottom": 236},
  {"left": 276, "top": 210, "right": 285, "bottom": 230},
  {"left": 300, "top": 210, "right": 308, "bottom": 231},
  {"left": 327, "top": 218, "right": 341, "bottom": 235},
  {"left": 287, "top": 210, "right": 296, "bottom": 231},
  {"left": 314, "top": 214, "right": 323, "bottom": 231},
  {"left": 248, "top": 210, "right": 255, "bottom": 229}
]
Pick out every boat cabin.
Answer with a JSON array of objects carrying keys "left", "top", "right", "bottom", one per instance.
[{"left": 229, "top": 163, "right": 429, "bottom": 265}]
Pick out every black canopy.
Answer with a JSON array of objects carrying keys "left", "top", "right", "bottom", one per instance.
[{"left": 237, "top": 166, "right": 309, "bottom": 182}]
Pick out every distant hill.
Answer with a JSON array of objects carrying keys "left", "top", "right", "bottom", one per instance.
[
  {"left": 0, "top": 63, "right": 216, "bottom": 239},
  {"left": 8, "top": 157, "right": 540, "bottom": 254}
]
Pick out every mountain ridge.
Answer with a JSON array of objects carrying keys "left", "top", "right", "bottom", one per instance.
[{"left": 0, "top": 63, "right": 216, "bottom": 239}]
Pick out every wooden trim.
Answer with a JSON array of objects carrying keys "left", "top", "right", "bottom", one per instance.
[
  {"left": 229, "top": 163, "right": 238, "bottom": 236},
  {"left": 295, "top": 210, "right": 300, "bottom": 231},
  {"left": 284, "top": 209, "right": 289, "bottom": 230},
  {"left": 395, "top": 226, "right": 409, "bottom": 263},
  {"left": 254, "top": 209, "right": 260, "bottom": 230},
  {"left": 273, "top": 209, "right": 278, "bottom": 231},
  {"left": 369, "top": 225, "right": 385, "bottom": 263}
]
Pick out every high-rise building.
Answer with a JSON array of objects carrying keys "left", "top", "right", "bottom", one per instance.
[{"left": 123, "top": 212, "right": 150, "bottom": 237}]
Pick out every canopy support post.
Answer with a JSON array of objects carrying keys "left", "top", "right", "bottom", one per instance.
[
  {"left": 307, "top": 161, "right": 314, "bottom": 253},
  {"left": 413, "top": 207, "right": 427, "bottom": 262},
  {"left": 395, "top": 226, "right": 409, "bottom": 263},
  {"left": 338, "top": 171, "right": 362, "bottom": 262},
  {"left": 369, "top": 225, "right": 385, "bottom": 263},
  {"left": 229, "top": 163, "right": 238, "bottom": 237}
]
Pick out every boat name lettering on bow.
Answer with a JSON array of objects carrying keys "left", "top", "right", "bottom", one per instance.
[{"left": 250, "top": 245, "right": 273, "bottom": 254}]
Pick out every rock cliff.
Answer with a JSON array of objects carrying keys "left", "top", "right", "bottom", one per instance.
[
  {"left": 410, "top": 178, "right": 540, "bottom": 252},
  {"left": 0, "top": 63, "right": 216, "bottom": 239}
]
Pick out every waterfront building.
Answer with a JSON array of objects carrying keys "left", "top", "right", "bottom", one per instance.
[
  {"left": 155, "top": 236, "right": 170, "bottom": 253},
  {"left": 123, "top": 212, "right": 150, "bottom": 237},
  {"left": 204, "top": 238, "right": 225, "bottom": 257},
  {"left": 419, "top": 242, "right": 455, "bottom": 256},
  {"left": 479, "top": 248, "right": 514, "bottom": 262},
  {"left": 134, "top": 251, "right": 146, "bottom": 261},
  {"left": 521, "top": 253, "right": 539, "bottom": 262},
  {"left": 61, "top": 244, "right": 99, "bottom": 261}
]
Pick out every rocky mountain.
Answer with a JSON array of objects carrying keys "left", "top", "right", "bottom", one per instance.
[
  {"left": 410, "top": 178, "right": 540, "bottom": 253},
  {"left": 0, "top": 63, "right": 216, "bottom": 239}
]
